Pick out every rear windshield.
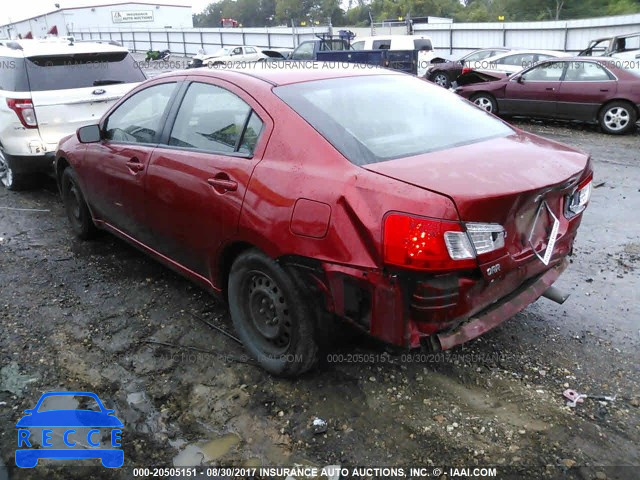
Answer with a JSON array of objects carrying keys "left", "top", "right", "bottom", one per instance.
[
  {"left": 274, "top": 75, "right": 513, "bottom": 165},
  {"left": 0, "top": 57, "right": 29, "bottom": 91},
  {"left": 25, "top": 52, "right": 146, "bottom": 91},
  {"left": 414, "top": 39, "right": 433, "bottom": 51}
]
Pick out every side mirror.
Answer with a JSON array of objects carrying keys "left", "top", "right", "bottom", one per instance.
[
  {"left": 77, "top": 124, "right": 101, "bottom": 143},
  {"left": 516, "top": 75, "right": 524, "bottom": 83},
  {"left": 460, "top": 59, "right": 465, "bottom": 66}
]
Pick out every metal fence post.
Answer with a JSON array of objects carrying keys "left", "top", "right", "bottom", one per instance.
[
  {"left": 182, "top": 30, "right": 186, "bottom": 56},
  {"left": 503, "top": 24, "right": 507, "bottom": 47},
  {"left": 166, "top": 30, "right": 170, "bottom": 51},
  {"left": 449, "top": 24, "right": 453, "bottom": 55},
  {"left": 132, "top": 31, "right": 137, "bottom": 52},
  {"left": 149, "top": 31, "right": 153, "bottom": 51},
  {"left": 563, "top": 22, "right": 569, "bottom": 51}
]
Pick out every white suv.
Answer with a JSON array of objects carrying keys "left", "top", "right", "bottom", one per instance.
[{"left": 0, "top": 39, "right": 145, "bottom": 190}]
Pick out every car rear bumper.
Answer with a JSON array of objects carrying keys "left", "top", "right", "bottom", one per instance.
[
  {"left": 6, "top": 153, "right": 55, "bottom": 175},
  {"left": 319, "top": 252, "right": 572, "bottom": 350},
  {"left": 436, "top": 258, "right": 567, "bottom": 350}
]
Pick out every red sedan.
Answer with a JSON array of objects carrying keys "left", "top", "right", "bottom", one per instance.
[
  {"left": 55, "top": 65, "right": 593, "bottom": 376},
  {"left": 455, "top": 57, "right": 640, "bottom": 134}
]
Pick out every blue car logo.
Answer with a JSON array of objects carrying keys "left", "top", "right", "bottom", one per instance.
[{"left": 16, "top": 391, "right": 123, "bottom": 468}]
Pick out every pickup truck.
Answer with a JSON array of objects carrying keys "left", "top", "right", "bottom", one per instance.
[{"left": 287, "top": 37, "right": 430, "bottom": 76}]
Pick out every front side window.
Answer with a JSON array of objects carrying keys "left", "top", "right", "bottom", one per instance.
[
  {"left": 464, "top": 50, "right": 495, "bottom": 63},
  {"left": 351, "top": 41, "right": 365, "bottom": 51},
  {"left": 275, "top": 75, "right": 513, "bottom": 166},
  {"left": 104, "top": 82, "right": 176, "bottom": 144},
  {"left": 413, "top": 39, "right": 432, "bottom": 51},
  {"left": 521, "top": 62, "right": 565, "bottom": 81},
  {"left": 169, "top": 82, "right": 263, "bottom": 155},
  {"left": 498, "top": 53, "right": 535, "bottom": 68},
  {"left": 245, "top": 47, "right": 257, "bottom": 54},
  {"left": 291, "top": 42, "right": 314, "bottom": 60}
]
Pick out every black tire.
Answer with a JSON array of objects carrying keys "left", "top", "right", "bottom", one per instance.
[
  {"left": 430, "top": 71, "right": 451, "bottom": 88},
  {"left": 0, "top": 150, "right": 33, "bottom": 191},
  {"left": 470, "top": 93, "right": 498, "bottom": 114},
  {"left": 228, "top": 249, "right": 319, "bottom": 376},
  {"left": 598, "top": 101, "right": 637, "bottom": 135},
  {"left": 61, "top": 167, "right": 97, "bottom": 240}
]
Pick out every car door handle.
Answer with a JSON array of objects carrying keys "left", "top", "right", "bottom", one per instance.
[
  {"left": 126, "top": 158, "right": 144, "bottom": 173},
  {"left": 207, "top": 178, "right": 238, "bottom": 192},
  {"left": 545, "top": 87, "right": 555, "bottom": 91},
  {"left": 600, "top": 89, "right": 609, "bottom": 92}
]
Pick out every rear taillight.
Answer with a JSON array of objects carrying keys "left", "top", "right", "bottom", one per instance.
[
  {"left": 461, "top": 67, "right": 472, "bottom": 75},
  {"left": 383, "top": 214, "right": 506, "bottom": 272},
  {"left": 565, "top": 174, "right": 592, "bottom": 218},
  {"left": 6, "top": 98, "right": 37, "bottom": 129},
  {"left": 383, "top": 214, "right": 477, "bottom": 272}
]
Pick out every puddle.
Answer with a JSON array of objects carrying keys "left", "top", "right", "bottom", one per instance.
[
  {"left": 173, "top": 433, "right": 242, "bottom": 466},
  {"left": 0, "top": 362, "right": 38, "bottom": 395}
]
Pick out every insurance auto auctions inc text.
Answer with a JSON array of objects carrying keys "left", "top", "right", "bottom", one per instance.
[{"left": 253, "top": 466, "right": 497, "bottom": 478}]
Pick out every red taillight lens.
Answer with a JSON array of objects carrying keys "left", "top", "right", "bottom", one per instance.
[
  {"left": 6, "top": 98, "right": 37, "bottom": 129},
  {"left": 383, "top": 213, "right": 478, "bottom": 272},
  {"left": 461, "top": 67, "right": 472, "bottom": 75}
]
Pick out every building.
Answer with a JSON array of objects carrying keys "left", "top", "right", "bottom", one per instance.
[{"left": 0, "top": 2, "right": 193, "bottom": 39}]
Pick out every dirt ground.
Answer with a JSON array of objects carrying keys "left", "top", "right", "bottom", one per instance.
[{"left": 1, "top": 109, "right": 639, "bottom": 479}]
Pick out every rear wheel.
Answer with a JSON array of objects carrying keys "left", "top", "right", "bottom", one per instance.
[
  {"left": 0, "top": 150, "right": 31, "bottom": 191},
  {"left": 228, "top": 249, "right": 319, "bottom": 376},
  {"left": 599, "top": 101, "right": 637, "bottom": 135},
  {"left": 61, "top": 167, "right": 97, "bottom": 239},
  {"left": 471, "top": 93, "right": 498, "bottom": 114},
  {"left": 430, "top": 71, "right": 451, "bottom": 88}
]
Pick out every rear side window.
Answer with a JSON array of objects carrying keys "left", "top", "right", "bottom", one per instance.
[
  {"left": 275, "top": 75, "right": 513, "bottom": 165},
  {"left": 169, "top": 82, "right": 263, "bottom": 155},
  {"left": 0, "top": 57, "right": 29, "bottom": 91},
  {"left": 104, "top": 82, "right": 176, "bottom": 144},
  {"left": 413, "top": 39, "right": 432, "bottom": 51},
  {"left": 24, "top": 52, "right": 146, "bottom": 91},
  {"left": 372, "top": 40, "right": 391, "bottom": 50},
  {"left": 351, "top": 41, "right": 365, "bottom": 51}
]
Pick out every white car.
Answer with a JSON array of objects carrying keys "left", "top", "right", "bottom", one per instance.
[
  {"left": 350, "top": 35, "right": 436, "bottom": 76},
  {"left": 0, "top": 38, "right": 145, "bottom": 190},
  {"left": 471, "top": 49, "right": 572, "bottom": 76},
  {"left": 189, "top": 45, "right": 264, "bottom": 68}
]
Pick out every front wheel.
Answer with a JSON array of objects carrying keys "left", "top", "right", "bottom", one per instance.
[
  {"left": 61, "top": 167, "right": 97, "bottom": 240},
  {"left": 228, "top": 249, "right": 319, "bottom": 376},
  {"left": 430, "top": 71, "right": 451, "bottom": 88},
  {"left": 599, "top": 101, "right": 637, "bottom": 135},
  {"left": 471, "top": 93, "right": 498, "bottom": 114}
]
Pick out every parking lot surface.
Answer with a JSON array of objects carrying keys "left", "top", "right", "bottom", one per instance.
[{"left": 1, "top": 112, "right": 639, "bottom": 478}]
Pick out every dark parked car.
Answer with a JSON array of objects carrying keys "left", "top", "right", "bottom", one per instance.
[
  {"left": 455, "top": 57, "right": 640, "bottom": 134},
  {"left": 424, "top": 48, "right": 510, "bottom": 88},
  {"left": 55, "top": 65, "right": 592, "bottom": 376}
]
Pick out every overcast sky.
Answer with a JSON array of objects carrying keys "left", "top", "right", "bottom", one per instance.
[{"left": 1, "top": 0, "right": 212, "bottom": 25}]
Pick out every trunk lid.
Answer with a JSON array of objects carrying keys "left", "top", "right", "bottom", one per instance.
[
  {"left": 364, "top": 131, "right": 590, "bottom": 268},
  {"left": 30, "top": 84, "right": 136, "bottom": 146}
]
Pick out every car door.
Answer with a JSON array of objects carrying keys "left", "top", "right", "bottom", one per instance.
[
  {"left": 243, "top": 46, "right": 260, "bottom": 61},
  {"left": 556, "top": 61, "right": 617, "bottom": 121},
  {"left": 143, "top": 78, "right": 272, "bottom": 280},
  {"left": 501, "top": 61, "right": 566, "bottom": 117},
  {"left": 80, "top": 81, "right": 180, "bottom": 238}
]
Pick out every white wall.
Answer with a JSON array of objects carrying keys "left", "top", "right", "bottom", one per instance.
[
  {"left": 1, "top": 3, "right": 193, "bottom": 39},
  {"left": 413, "top": 12, "right": 640, "bottom": 56}
]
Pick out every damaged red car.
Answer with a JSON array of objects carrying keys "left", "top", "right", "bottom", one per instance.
[{"left": 55, "top": 65, "right": 593, "bottom": 376}]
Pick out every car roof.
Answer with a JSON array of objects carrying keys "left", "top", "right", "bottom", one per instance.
[
  {"left": 590, "top": 31, "right": 640, "bottom": 42},
  {"left": 162, "top": 62, "right": 403, "bottom": 86},
  {"left": 353, "top": 35, "right": 432, "bottom": 42},
  {"left": 0, "top": 39, "right": 129, "bottom": 58},
  {"left": 482, "top": 49, "right": 572, "bottom": 61}
]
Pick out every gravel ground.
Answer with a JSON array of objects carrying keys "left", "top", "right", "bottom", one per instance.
[{"left": 0, "top": 100, "right": 639, "bottom": 479}]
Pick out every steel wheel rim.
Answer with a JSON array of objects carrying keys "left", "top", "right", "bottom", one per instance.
[
  {"left": 604, "top": 107, "right": 630, "bottom": 131},
  {"left": 0, "top": 151, "right": 12, "bottom": 188},
  {"left": 243, "top": 270, "right": 292, "bottom": 354},
  {"left": 474, "top": 97, "right": 493, "bottom": 112},
  {"left": 434, "top": 73, "right": 449, "bottom": 87}
]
